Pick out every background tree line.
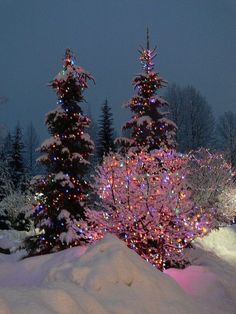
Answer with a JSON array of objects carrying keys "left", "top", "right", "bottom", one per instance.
[
  {"left": 165, "top": 84, "right": 236, "bottom": 169},
  {"left": 1, "top": 85, "right": 236, "bottom": 181},
  {"left": 0, "top": 83, "right": 236, "bottom": 233},
  {"left": 89, "top": 84, "right": 236, "bottom": 170},
  {"left": 0, "top": 122, "right": 40, "bottom": 231}
]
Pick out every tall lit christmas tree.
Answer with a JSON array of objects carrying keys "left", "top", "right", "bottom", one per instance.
[
  {"left": 118, "top": 29, "right": 176, "bottom": 152},
  {"left": 26, "top": 49, "right": 94, "bottom": 255}
]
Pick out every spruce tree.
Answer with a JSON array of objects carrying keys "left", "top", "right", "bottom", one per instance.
[
  {"left": 0, "top": 132, "right": 13, "bottom": 200},
  {"left": 24, "top": 122, "right": 40, "bottom": 176},
  {"left": 86, "top": 104, "right": 99, "bottom": 166},
  {"left": 97, "top": 99, "right": 115, "bottom": 162},
  {"left": 9, "top": 125, "right": 26, "bottom": 190},
  {"left": 0, "top": 132, "right": 12, "bottom": 163},
  {"left": 0, "top": 160, "right": 12, "bottom": 229},
  {"left": 118, "top": 30, "right": 176, "bottom": 152},
  {"left": 0, "top": 133, "right": 13, "bottom": 229},
  {"left": 26, "top": 49, "right": 94, "bottom": 255}
]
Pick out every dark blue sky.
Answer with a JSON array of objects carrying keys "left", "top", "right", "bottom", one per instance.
[{"left": 0, "top": 0, "right": 236, "bottom": 138}]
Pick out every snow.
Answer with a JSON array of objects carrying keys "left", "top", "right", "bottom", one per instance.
[
  {"left": 166, "top": 225, "right": 236, "bottom": 314},
  {"left": 159, "top": 117, "right": 178, "bottom": 128},
  {"left": 54, "top": 172, "right": 74, "bottom": 188},
  {"left": 136, "top": 115, "right": 152, "bottom": 126},
  {"left": 36, "top": 154, "right": 48, "bottom": 163},
  {"left": 71, "top": 153, "right": 90, "bottom": 165},
  {"left": 193, "top": 224, "right": 236, "bottom": 264},
  {"left": 54, "top": 65, "right": 87, "bottom": 82},
  {"left": 45, "top": 106, "right": 65, "bottom": 123},
  {"left": 0, "top": 227, "right": 235, "bottom": 313},
  {"left": 0, "top": 229, "right": 33, "bottom": 253},
  {"left": 80, "top": 132, "right": 94, "bottom": 148},
  {"left": 59, "top": 226, "right": 80, "bottom": 245},
  {"left": 40, "top": 137, "right": 62, "bottom": 149},
  {"left": 152, "top": 95, "right": 169, "bottom": 106}
]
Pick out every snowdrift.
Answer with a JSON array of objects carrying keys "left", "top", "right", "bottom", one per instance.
[
  {"left": 0, "top": 234, "right": 209, "bottom": 314},
  {"left": 0, "top": 227, "right": 236, "bottom": 313},
  {"left": 166, "top": 225, "right": 236, "bottom": 314}
]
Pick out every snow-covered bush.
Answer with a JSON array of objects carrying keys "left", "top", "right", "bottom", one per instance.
[
  {"left": 84, "top": 150, "right": 212, "bottom": 270},
  {"left": 0, "top": 229, "right": 35, "bottom": 253},
  {"left": 187, "top": 148, "right": 236, "bottom": 225},
  {"left": 216, "top": 187, "right": 236, "bottom": 224},
  {"left": 0, "top": 191, "right": 32, "bottom": 231}
]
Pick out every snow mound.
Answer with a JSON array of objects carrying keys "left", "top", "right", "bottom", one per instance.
[
  {"left": 0, "top": 234, "right": 209, "bottom": 314},
  {"left": 166, "top": 265, "right": 236, "bottom": 314},
  {"left": 194, "top": 224, "right": 236, "bottom": 265},
  {"left": 166, "top": 225, "right": 236, "bottom": 314}
]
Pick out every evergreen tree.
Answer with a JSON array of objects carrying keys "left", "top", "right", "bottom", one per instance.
[
  {"left": 0, "top": 132, "right": 13, "bottom": 228},
  {"left": 117, "top": 30, "right": 176, "bottom": 152},
  {"left": 9, "top": 125, "right": 27, "bottom": 190},
  {"left": 0, "top": 132, "right": 13, "bottom": 200},
  {"left": 24, "top": 122, "right": 40, "bottom": 176},
  {"left": 86, "top": 103, "right": 99, "bottom": 167},
  {"left": 26, "top": 49, "right": 94, "bottom": 255},
  {"left": 0, "top": 131, "right": 12, "bottom": 162},
  {"left": 0, "top": 159, "right": 13, "bottom": 229},
  {"left": 0, "top": 96, "right": 7, "bottom": 146},
  {"left": 0, "top": 158, "right": 13, "bottom": 201},
  {"left": 97, "top": 99, "right": 115, "bottom": 162}
]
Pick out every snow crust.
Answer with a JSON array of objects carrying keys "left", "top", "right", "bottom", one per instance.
[{"left": 0, "top": 227, "right": 235, "bottom": 313}]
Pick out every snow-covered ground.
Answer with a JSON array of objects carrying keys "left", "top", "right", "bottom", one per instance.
[{"left": 0, "top": 226, "right": 235, "bottom": 314}]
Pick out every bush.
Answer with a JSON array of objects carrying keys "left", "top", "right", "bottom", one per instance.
[
  {"left": 0, "top": 191, "right": 32, "bottom": 231},
  {"left": 187, "top": 148, "right": 236, "bottom": 226},
  {"left": 84, "top": 150, "right": 212, "bottom": 270}
]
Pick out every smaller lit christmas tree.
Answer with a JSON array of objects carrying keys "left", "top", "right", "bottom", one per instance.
[
  {"left": 84, "top": 150, "right": 212, "bottom": 270},
  {"left": 117, "top": 29, "right": 176, "bottom": 152}
]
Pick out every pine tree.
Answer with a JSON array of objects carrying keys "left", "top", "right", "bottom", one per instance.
[
  {"left": 9, "top": 125, "right": 27, "bottom": 191},
  {"left": 86, "top": 103, "right": 99, "bottom": 166},
  {"left": 0, "top": 132, "right": 12, "bottom": 200},
  {"left": 97, "top": 99, "right": 115, "bottom": 162},
  {"left": 0, "top": 132, "right": 12, "bottom": 162},
  {"left": 117, "top": 29, "right": 176, "bottom": 152},
  {"left": 26, "top": 49, "right": 95, "bottom": 255},
  {"left": 0, "top": 159, "right": 13, "bottom": 229},
  {"left": 24, "top": 122, "right": 40, "bottom": 176}
]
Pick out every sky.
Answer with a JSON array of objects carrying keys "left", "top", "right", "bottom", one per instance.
[{"left": 0, "top": 0, "right": 236, "bottom": 139}]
